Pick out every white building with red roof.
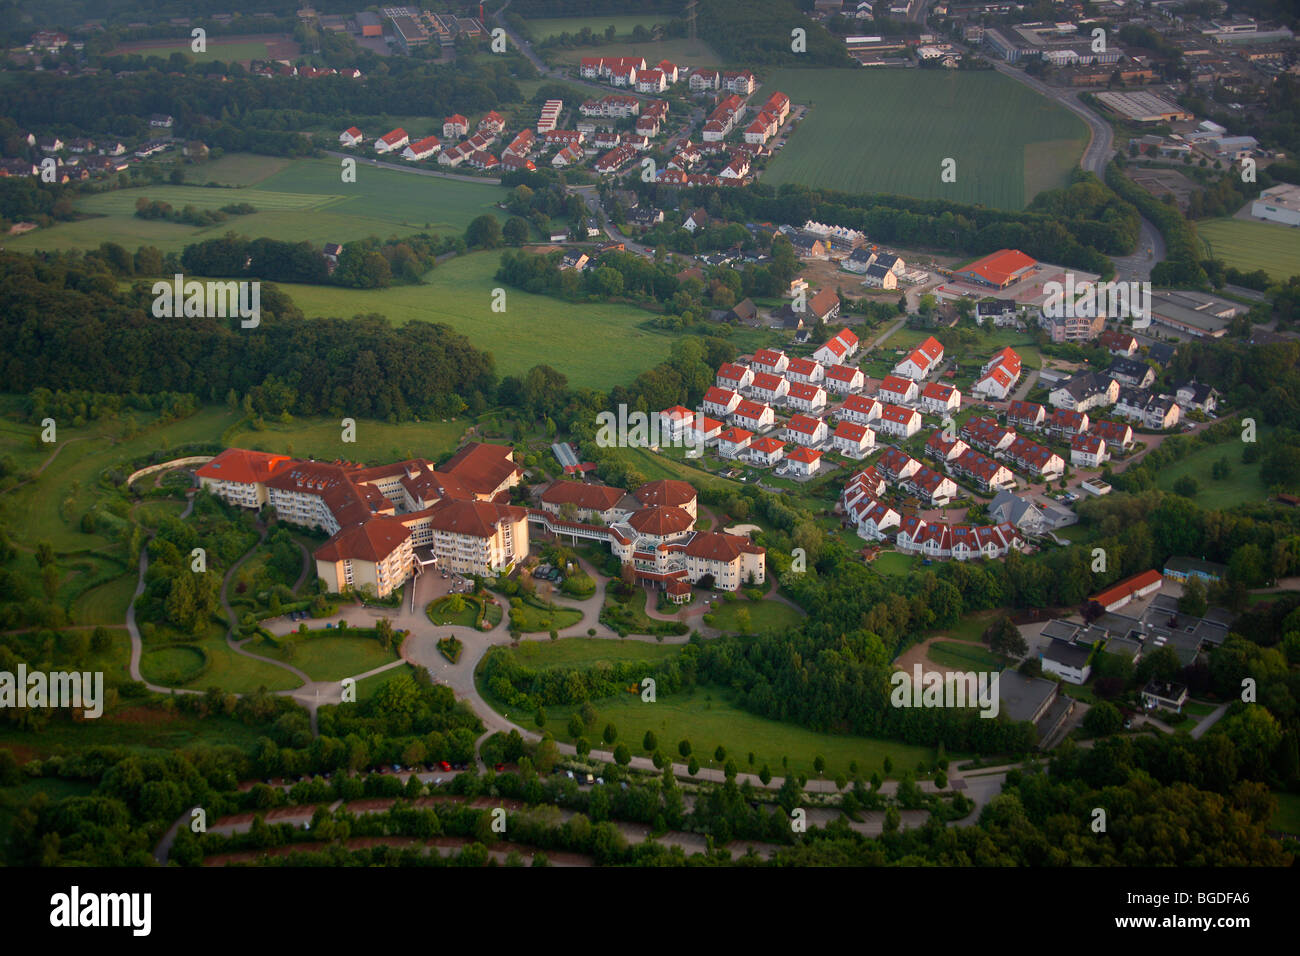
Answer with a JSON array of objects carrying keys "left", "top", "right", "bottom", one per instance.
[
  {"left": 892, "top": 335, "right": 944, "bottom": 380},
  {"left": 717, "top": 427, "right": 754, "bottom": 458},
  {"left": 878, "top": 375, "right": 919, "bottom": 405},
  {"left": 823, "top": 364, "right": 865, "bottom": 394},
  {"left": 785, "top": 446, "right": 823, "bottom": 477},
  {"left": 1071, "top": 433, "right": 1109, "bottom": 468},
  {"left": 733, "top": 399, "right": 776, "bottom": 432},
  {"left": 784, "top": 414, "right": 829, "bottom": 447},
  {"left": 813, "top": 327, "right": 859, "bottom": 365},
  {"left": 442, "top": 115, "right": 469, "bottom": 138},
  {"left": 787, "top": 381, "right": 828, "bottom": 413},
  {"left": 785, "top": 357, "right": 825, "bottom": 384},
  {"left": 374, "top": 128, "right": 409, "bottom": 154},
  {"left": 703, "top": 386, "right": 742, "bottom": 418},
  {"left": 838, "top": 394, "right": 882, "bottom": 425},
  {"left": 746, "top": 436, "right": 785, "bottom": 467},
  {"left": 751, "top": 348, "right": 788, "bottom": 375},
  {"left": 832, "top": 420, "right": 876, "bottom": 459},
  {"left": 920, "top": 381, "right": 961, "bottom": 415},
  {"left": 876, "top": 403, "right": 923, "bottom": 438},
  {"left": 717, "top": 362, "right": 754, "bottom": 390},
  {"left": 402, "top": 135, "right": 442, "bottom": 161},
  {"left": 972, "top": 363, "right": 1017, "bottom": 400},
  {"left": 339, "top": 126, "right": 364, "bottom": 147},
  {"left": 749, "top": 371, "right": 789, "bottom": 404}
]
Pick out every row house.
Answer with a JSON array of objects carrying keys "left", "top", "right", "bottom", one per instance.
[
  {"left": 1088, "top": 418, "right": 1134, "bottom": 452},
  {"left": 952, "top": 448, "right": 1016, "bottom": 493},
  {"left": 552, "top": 143, "right": 585, "bottom": 167},
  {"left": 877, "top": 447, "right": 921, "bottom": 483},
  {"left": 1005, "top": 436, "right": 1065, "bottom": 479},
  {"left": 846, "top": 496, "right": 901, "bottom": 541},
  {"left": 744, "top": 111, "right": 779, "bottom": 145},
  {"left": 904, "top": 466, "right": 959, "bottom": 507},
  {"left": 761, "top": 91, "right": 791, "bottom": 125},
  {"left": 544, "top": 129, "right": 584, "bottom": 148},
  {"left": 972, "top": 363, "right": 1016, "bottom": 400},
  {"left": 374, "top": 128, "right": 409, "bottom": 154},
  {"left": 1070, "top": 433, "right": 1109, "bottom": 468},
  {"left": 1007, "top": 400, "right": 1047, "bottom": 431},
  {"left": 579, "top": 55, "right": 646, "bottom": 80},
  {"left": 1047, "top": 407, "right": 1089, "bottom": 439},
  {"left": 402, "top": 135, "right": 442, "bottom": 161},
  {"left": 1114, "top": 389, "right": 1182, "bottom": 430},
  {"left": 842, "top": 466, "right": 887, "bottom": 505},
  {"left": 961, "top": 416, "right": 1016, "bottom": 454},
  {"left": 950, "top": 523, "right": 1023, "bottom": 562},
  {"left": 925, "top": 430, "right": 969, "bottom": 465},
  {"left": 594, "top": 144, "right": 637, "bottom": 174},
  {"left": 580, "top": 94, "right": 642, "bottom": 119},
  {"left": 722, "top": 70, "right": 757, "bottom": 94}
]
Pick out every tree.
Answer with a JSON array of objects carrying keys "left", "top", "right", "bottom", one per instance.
[
  {"left": 814, "top": 754, "right": 826, "bottom": 775},
  {"left": 642, "top": 730, "right": 657, "bottom": 752},
  {"left": 687, "top": 756, "right": 699, "bottom": 776},
  {"left": 714, "top": 745, "right": 726, "bottom": 763},
  {"left": 984, "top": 615, "right": 1027, "bottom": 660},
  {"left": 1083, "top": 700, "right": 1123, "bottom": 737},
  {"left": 502, "top": 216, "right": 530, "bottom": 245},
  {"left": 1173, "top": 475, "right": 1199, "bottom": 497},
  {"left": 567, "top": 713, "right": 584, "bottom": 738},
  {"left": 1179, "top": 575, "right": 1208, "bottom": 617},
  {"left": 759, "top": 764, "right": 772, "bottom": 785},
  {"left": 575, "top": 737, "right": 591, "bottom": 757},
  {"left": 465, "top": 214, "right": 502, "bottom": 249},
  {"left": 613, "top": 744, "right": 630, "bottom": 766},
  {"left": 534, "top": 707, "right": 547, "bottom": 729},
  {"left": 602, "top": 723, "right": 617, "bottom": 745},
  {"left": 678, "top": 739, "right": 692, "bottom": 758}
]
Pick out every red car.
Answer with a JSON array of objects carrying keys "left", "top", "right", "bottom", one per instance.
[{"left": 440, "top": 761, "right": 452, "bottom": 771}]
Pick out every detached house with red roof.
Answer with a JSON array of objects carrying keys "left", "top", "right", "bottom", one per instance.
[
  {"left": 339, "top": 126, "right": 364, "bottom": 147},
  {"left": 374, "top": 128, "right": 409, "bottom": 154},
  {"left": 749, "top": 371, "right": 789, "bottom": 404},
  {"left": 717, "top": 427, "right": 754, "bottom": 459},
  {"left": 716, "top": 362, "right": 754, "bottom": 391},
  {"left": 892, "top": 335, "right": 944, "bottom": 380},
  {"left": 785, "top": 446, "right": 823, "bottom": 477},
  {"left": 746, "top": 436, "right": 785, "bottom": 468},
  {"left": 402, "top": 135, "right": 442, "bottom": 161},
  {"left": 442, "top": 115, "right": 469, "bottom": 138},
  {"left": 785, "top": 357, "right": 825, "bottom": 385}
]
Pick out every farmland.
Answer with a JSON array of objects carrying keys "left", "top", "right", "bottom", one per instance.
[
  {"left": 7, "top": 155, "right": 507, "bottom": 255},
  {"left": 109, "top": 36, "right": 293, "bottom": 65},
  {"left": 762, "top": 69, "right": 1088, "bottom": 210},
  {"left": 277, "top": 252, "right": 677, "bottom": 390},
  {"left": 1197, "top": 217, "right": 1300, "bottom": 281},
  {"left": 544, "top": 37, "right": 723, "bottom": 69}
]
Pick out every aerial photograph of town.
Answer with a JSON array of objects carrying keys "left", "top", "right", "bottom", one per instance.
[{"left": 0, "top": 0, "right": 1296, "bottom": 932}]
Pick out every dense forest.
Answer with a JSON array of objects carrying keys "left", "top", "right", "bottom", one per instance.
[{"left": 0, "top": 251, "right": 497, "bottom": 419}]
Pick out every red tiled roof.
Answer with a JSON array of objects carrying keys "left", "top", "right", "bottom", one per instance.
[
  {"left": 197, "top": 448, "right": 293, "bottom": 485},
  {"left": 1089, "top": 569, "right": 1162, "bottom": 608},
  {"left": 315, "top": 515, "right": 410, "bottom": 563},
  {"left": 683, "top": 530, "right": 763, "bottom": 560},
  {"left": 439, "top": 443, "right": 520, "bottom": 496},
  {"left": 541, "top": 480, "right": 625, "bottom": 511},
  {"left": 958, "top": 249, "right": 1036, "bottom": 286},
  {"left": 787, "top": 446, "right": 821, "bottom": 464},
  {"left": 635, "top": 479, "right": 696, "bottom": 508},
  {"left": 628, "top": 505, "right": 693, "bottom": 535}
]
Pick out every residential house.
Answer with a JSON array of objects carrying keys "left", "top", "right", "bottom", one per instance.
[
  {"left": 893, "top": 336, "right": 944, "bottom": 380},
  {"left": 838, "top": 394, "right": 882, "bottom": 426},
  {"left": 876, "top": 404, "right": 923, "bottom": 439},
  {"left": 926, "top": 430, "right": 969, "bottom": 465},
  {"left": 1047, "top": 408, "right": 1090, "bottom": 439},
  {"left": 749, "top": 371, "right": 790, "bottom": 405},
  {"left": 716, "top": 362, "right": 754, "bottom": 391},
  {"left": 1114, "top": 388, "right": 1181, "bottom": 430},
  {"left": 339, "top": 126, "right": 364, "bottom": 147},
  {"left": 1006, "top": 436, "right": 1065, "bottom": 479},
  {"left": 751, "top": 348, "right": 789, "bottom": 375},
  {"left": 785, "top": 414, "right": 829, "bottom": 447},
  {"left": 1049, "top": 372, "right": 1118, "bottom": 412},
  {"left": 1088, "top": 419, "right": 1134, "bottom": 452},
  {"left": 703, "top": 386, "right": 742, "bottom": 418},
  {"left": 953, "top": 448, "right": 1017, "bottom": 492},
  {"left": 1108, "top": 356, "right": 1157, "bottom": 389},
  {"left": 862, "top": 263, "right": 898, "bottom": 289},
  {"left": 920, "top": 382, "right": 961, "bottom": 415},
  {"left": 814, "top": 327, "right": 860, "bottom": 366},
  {"left": 961, "top": 416, "right": 1016, "bottom": 454},
  {"left": 787, "top": 381, "right": 829, "bottom": 414},
  {"left": 442, "top": 114, "right": 469, "bottom": 138},
  {"left": 824, "top": 363, "right": 865, "bottom": 394},
  {"left": 1175, "top": 381, "right": 1218, "bottom": 414},
  {"left": 375, "top": 128, "right": 409, "bottom": 154},
  {"left": 1070, "top": 433, "right": 1109, "bottom": 468},
  {"left": 733, "top": 400, "right": 776, "bottom": 432},
  {"left": 1007, "top": 400, "right": 1047, "bottom": 431},
  {"left": 785, "top": 357, "right": 825, "bottom": 385},
  {"left": 746, "top": 436, "right": 785, "bottom": 467},
  {"left": 785, "top": 446, "right": 823, "bottom": 477},
  {"left": 905, "top": 466, "right": 959, "bottom": 507},
  {"left": 833, "top": 421, "right": 876, "bottom": 458},
  {"left": 878, "top": 374, "right": 920, "bottom": 405}
]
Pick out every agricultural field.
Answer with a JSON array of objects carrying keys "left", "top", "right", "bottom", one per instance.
[
  {"left": 763, "top": 69, "right": 1088, "bottom": 210},
  {"left": 110, "top": 38, "right": 289, "bottom": 64},
  {"left": 7, "top": 155, "right": 507, "bottom": 255},
  {"left": 524, "top": 15, "right": 669, "bottom": 41},
  {"left": 1198, "top": 217, "right": 1300, "bottom": 281},
  {"left": 278, "top": 252, "right": 678, "bottom": 390}
]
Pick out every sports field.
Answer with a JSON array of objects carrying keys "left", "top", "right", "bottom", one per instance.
[
  {"left": 7, "top": 155, "right": 507, "bottom": 255},
  {"left": 111, "top": 34, "right": 297, "bottom": 65},
  {"left": 1198, "top": 217, "right": 1300, "bottom": 281},
  {"left": 278, "top": 252, "right": 677, "bottom": 390},
  {"left": 525, "top": 15, "right": 667, "bottom": 41},
  {"left": 762, "top": 69, "right": 1089, "bottom": 210}
]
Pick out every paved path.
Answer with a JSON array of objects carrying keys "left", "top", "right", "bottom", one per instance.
[{"left": 1190, "top": 701, "right": 1229, "bottom": 740}]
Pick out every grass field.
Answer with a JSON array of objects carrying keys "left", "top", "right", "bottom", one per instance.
[
  {"left": 0, "top": 709, "right": 267, "bottom": 760},
  {"left": 487, "top": 680, "right": 937, "bottom": 780},
  {"left": 871, "top": 551, "right": 919, "bottom": 576},
  {"left": 8, "top": 155, "right": 508, "bottom": 256},
  {"left": 706, "top": 598, "right": 805, "bottom": 635},
  {"left": 545, "top": 37, "right": 722, "bottom": 69},
  {"left": 763, "top": 69, "right": 1088, "bottom": 210},
  {"left": 1197, "top": 217, "right": 1300, "bottom": 282},
  {"left": 227, "top": 415, "right": 467, "bottom": 464},
  {"left": 1153, "top": 436, "right": 1268, "bottom": 508},
  {"left": 1271, "top": 791, "right": 1300, "bottom": 835},
  {"left": 495, "top": 637, "right": 681, "bottom": 668},
  {"left": 525, "top": 15, "right": 668, "bottom": 41},
  {"left": 113, "top": 39, "right": 282, "bottom": 63},
  {"left": 263, "top": 633, "right": 398, "bottom": 683},
  {"left": 926, "top": 640, "right": 1000, "bottom": 670},
  {"left": 278, "top": 252, "right": 676, "bottom": 390}
]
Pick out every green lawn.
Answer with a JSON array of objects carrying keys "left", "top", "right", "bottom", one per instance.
[
  {"left": 1198, "top": 217, "right": 1300, "bottom": 282},
  {"left": 263, "top": 632, "right": 398, "bottom": 683},
  {"left": 928, "top": 611, "right": 998, "bottom": 645},
  {"left": 489, "top": 681, "right": 938, "bottom": 781},
  {"left": 1271, "top": 790, "right": 1300, "bottom": 836},
  {"left": 1154, "top": 437, "right": 1268, "bottom": 508},
  {"left": 763, "top": 69, "right": 1088, "bottom": 210},
  {"left": 8, "top": 156, "right": 508, "bottom": 255},
  {"left": 168, "top": 634, "right": 302, "bottom": 694},
  {"left": 0, "top": 710, "right": 267, "bottom": 760},
  {"left": 186, "top": 152, "right": 294, "bottom": 186},
  {"left": 492, "top": 637, "right": 681, "bottom": 668},
  {"left": 871, "top": 551, "right": 918, "bottom": 576},
  {"left": 926, "top": 640, "right": 1001, "bottom": 670},
  {"left": 227, "top": 415, "right": 466, "bottom": 465},
  {"left": 706, "top": 597, "right": 805, "bottom": 635},
  {"left": 277, "top": 252, "right": 677, "bottom": 390},
  {"left": 510, "top": 596, "right": 583, "bottom": 633},
  {"left": 355, "top": 662, "right": 419, "bottom": 701},
  {"left": 140, "top": 644, "right": 208, "bottom": 684}
]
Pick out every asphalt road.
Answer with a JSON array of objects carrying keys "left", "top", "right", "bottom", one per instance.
[{"left": 992, "top": 62, "right": 1166, "bottom": 279}]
